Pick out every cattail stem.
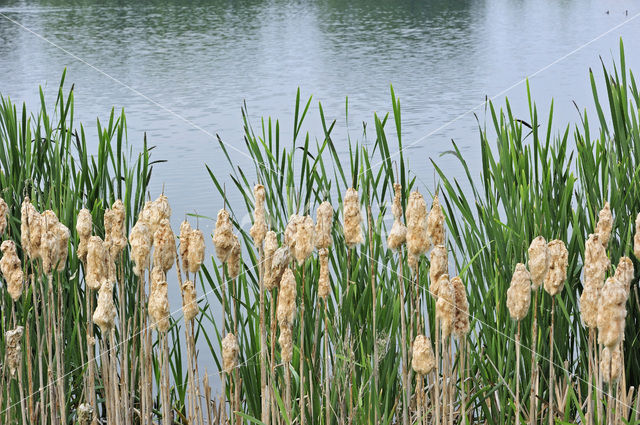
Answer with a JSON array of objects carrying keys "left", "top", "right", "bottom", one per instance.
[
  {"left": 607, "top": 355, "right": 613, "bottom": 425},
  {"left": 416, "top": 375, "right": 423, "bottom": 425},
  {"left": 587, "top": 329, "right": 594, "bottom": 425},
  {"left": 109, "top": 329, "right": 122, "bottom": 425},
  {"left": 548, "top": 297, "right": 555, "bottom": 425},
  {"left": 32, "top": 273, "right": 45, "bottom": 424},
  {"left": 398, "top": 248, "right": 409, "bottom": 425},
  {"left": 24, "top": 319, "right": 34, "bottom": 423},
  {"left": 516, "top": 320, "right": 521, "bottom": 425},
  {"left": 435, "top": 319, "right": 441, "bottom": 425},
  {"left": 161, "top": 332, "right": 171, "bottom": 425},
  {"left": 299, "top": 265, "right": 306, "bottom": 425},
  {"left": 324, "top": 300, "right": 330, "bottom": 425},
  {"left": 259, "top": 245, "right": 269, "bottom": 425},
  {"left": 285, "top": 361, "right": 292, "bottom": 421},
  {"left": 530, "top": 294, "right": 538, "bottom": 425},
  {"left": 270, "top": 291, "right": 278, "bottom": 425}
]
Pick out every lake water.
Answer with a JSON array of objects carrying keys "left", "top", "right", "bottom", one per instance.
[{"left": 1, "top": 0, "right": 639, "bottom": 384}]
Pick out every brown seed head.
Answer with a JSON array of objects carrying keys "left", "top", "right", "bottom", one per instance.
[
  {"left": 411, "top": 335, "right": 435, "bottom": 375},
  {"left": 614, "top": 256, "right": 634, "bottom": 296},
  {"left": 279, "top": 327, "right": 293, "bottom": 363},
  {"left": 429, "top": 245, "right": 448, "bottom": 297},
  {"left": 153, "top": 218, "right": 176, "bottom": 272},
  {"left": 427, "top": 194, "right": 445, "bottom": 246},
  {"left": 0, "top": 197, "right": 7, "bottom": 236},
  {"left": 318, "top": 248, "right": 330, "bottom": 299},
  {"left": 269, "top": 247, "right": 290, "bottom": 290},
  {"left": 93, "top": 281, "right": 116, "bottom": 333},
  {"left": 406, "top": 191, "right": 430, "bottom": 258},
  {"left": 315, "top": 201, "right": 333, "bottom": 250},
  {"left": 507, "top": 263, "right": 531, "bottom": 321},
  {"left": 343, "top": 188, "right": 364, "bottom": 248},
  {"left": 596, "top": 202, "right": 612, "bottom": 248},
  {"left": 222, "top": 332, "right": 239, "bottom": 372},
  {"left": 181, "top": 280, "right": 198, "bottom": 322},
  {"left": 213, "top": 209, "right": 234, "bottom": 262},
  {"left": 148, "top": 278, "right": 170, "bottom": 333},
  {"left": 188, "top": 229, "right": 205, "bottom": 275},
  {"left": 263, "top": 231, "right": 279, "bottom": 290},
  {"left": 5, "top": 326, "right": 24, "bottom": 378},
  {"left": 600, "top": 346, "right": 623, "bottom": 384},
  {"left": 452, "top": 276, "right": 470, "bottom": 336},
  {"left": 277, "top": 268, "right": 297, "bottom": 327},
  {"left": 250, "top": 184, "right": 267, "bottom": 246},
  {"left": 1, "top": 240, "right": 24, "bottom": 301},
  {"left": 436, "top": 274, "right": 455, "bottom": 338},
  {"left": 227, "top": 235, "right": 242, "bottom": 279},
  {"left": 528, "top": 236, "right": 549, "bottom": 290},
  {"left": 129, "top": 220, "right": 152, "bottom": 276},
  {"left": 76, "top": 208, "right": 92, "bottom": 263},
  {"left": 86, "top": 236, "right": 107, "bottom": 290},
  {"left": 597, "top": 277, "right": 627, "bottom": 348},
  {"left": 179, "top": 220, "right": 193, "bottom": 272},
  {"left": 543, "top": 239, "right": 568, "bottom": 296}
]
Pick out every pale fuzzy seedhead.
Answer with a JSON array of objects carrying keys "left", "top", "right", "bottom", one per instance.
[
  {"left": 407, "top": 254, "right": 418, "bottom": 275},
  {"left": 596, "top": 202, "right": 613, "bottom": 248},
  {"left": 269, "top": 247, "right": 290, "bottom": 290},
  {"left": 597, "top": 277, "right": 627, "bottom": 348},
  {"left": 179, "top": 220, "right": 193, "bottom": 272},
  {"left": 40, "top": 210, "right": 61, "bottom": 275},
  {"left": 580, "top": 285, "right": 600, "bottom": 329},
  {"left": 528, "top": 236, "right": 549, "bottom": 290},
  {"left": 263, "top": 231, "right": 279, "bottom": 290},
  {"left": 129, "top": 220, "right": 152, "bottom": 277},
  {"left": 108, "top": 199, "right": 127, "bottom": 258},
  {"left": 187, "top": 229, "right": 205, "bottom": 275},
  {"left": 451, "top": 276, "right": 470, "bottom": 336},
  {"left": 1, "top": 240, "right": 24, "bottom": 301},
  {"left": 507, "top": 263, "right": 532, "bottom": 321},
  {"left": 318, "top": 248, "right": 330, "bottom": 299},
  {"left": 583, "top": 233, "right": 609, "bottom": 292},
  {"left": 277, "top": 268, "right": 297, "bottom": 327},
  {"left": 181, "top": 280, "right": 198, "bottom": 322},
  {"left": 77, "top": 404, "right": 94, "bottom": 425},
  {"left": 543, "top": 239, "right": 568, "bottom": 296},
  {"left": 222, "top": 332, "right": 239, "bottom": 372},
  {"left": 250, "top": 184, "right": 267, "bottom": 246},
  {"left": 427, "top": 194, "right": 445, "bottom": 246},
  {"left": 227, "top": 235, "right": 242, "bottom": 279},
  {"left": 435, "top": 274, "right": 455, "bottom": 338},
  {"left": 148, "top": 279, "right": 170, "bottom": 333},
  {"left": 28, "top": 206, "right": 44, "bottom": 261},
  {"left": 20, "top": 199, "right": 34, "bottom": 258},
  {"left": 279, "top": 326, "right": 293, "bottom": 363},
  {"left": 295, "top": 215, "right": 315, "bottom": 264},
  {"left": 411, "top": 335, "right": 435, "bottom": 375},
  {"left": 213, "top": 209, "right": 234, "bottom": 262},
  {"left": 315, "top": 201, "right": 333, "bottom": 250},
  {"left": 343, "top": 188, "right": 364, "bottom": 248},
  {"left": 284, "top": 214, "right": 300, "bottom": 250},
  {"left": 429, "top": 245, "right": 448, "bottom": 297},
  {"left": 154, "top": 194, "right": 172, "bottom": 223},
  {"left": 54, "top": 221, "right": 70, "bottom": 271},
  {"left": 151, "top": 266, "right": 165, "bottom": 293},
  {"left": 86, "top": 236, "right": 107, "bottom": 290},
  {"left": 153, "top": 219, "right": 176, "bottom": 273},
  {"left": 391, "top": 183, "right": 403, "bottom": 220},
  {"left": 406, "top": 191, "right": 430, "bottom": 257},
  {"left": 76, "top": 208, "right": 92, "bottom": 263},
  {"left": 5, "top": 326, "right": 23, "bottom": 378},
  {"left": 635, "top": 213, "right": 640, "bottom": 259},
  {"left": 93, "top": 281, "right": 116, "bottom": 333},
  {"left": 614, "top": 256, "right": 634, "bottom": 296},
  {"left": 0, "top": 197, "right": 7, "bottom": 235},
  {"left": 387, "top": 218, "right": 407, "bottom": 252},
  {"left": 600, "top": 346, "right": 623, "bottom": 384}
]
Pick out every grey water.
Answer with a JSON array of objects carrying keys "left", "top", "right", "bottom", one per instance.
[{"left": 1, "top": 0, "right": 639, "bottom": 386}]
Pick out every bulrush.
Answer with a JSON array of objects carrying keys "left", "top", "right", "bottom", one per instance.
[
  {"left": 106, "top": 199, "right": 127, "bottom": 258},
  {"left": 87, "top": 236, "right": 107, "bottom": 290},
  {"left": 580, "top": 234, "right": 609, "bottom": 327},
  {"left": 429, "top": 245, "right": 448, "bottom": 297},
  {"left": 213, "top": 209, "right": 234, "bottom": 262},
  {"left": 635, "top": 213, "right": 640, "bottom": 259},
  {"left": 600, "top": 346, "right": 622, "bottom": 384},
  {"left": 148, "top": 278, "right": 170, "bottom": 333},
  {"left": 507, "top": 264, "right": 532, "bottom": 321},
  {"left": 222, "top": 333, "right": 239, "bottom": 372},
  {"left": 596, "top": 203, "right": 613, "bottom": 247},
  {"left": 93, "top": 281, "right": 116, "bottom": 333},
  {"left": 315, "top": 201, "right": 333, "bottom": 250},
  {"left": 279, "top": 327, "right": 293, "bottom": 363},
  {"left": 182, "top": 280, "right": 198, "bottom": 322},
  {"left": 406, "top": 191, "right": 430, "bottom": 260},
  {"left": 153, "top": 218, "right": 176, "bottom": 273},
  {"left": 614, "top": 256, "right": 634, "bottom": 296},
  {"left": 285, "top": 214, "right": 315, "bottom": 264},
  {"left": 343, "top": 188, "right": 364, "bottom": 248},
  {"left": 1, "top": 240, "right": 24, "bottom": 301},
  {"left": 41, "top": 210, "right": 70, "bottom": 275},
  {"left": 187, "top": 228, "right": 205, "bottom": 275},
  {"left": 411, "top": 335, "right": 435, "bottom": 375},
  {"left": 436, "top": 274, "right": 455, "bottom": 338},
  {"left": 227, "top": 235, "right": 242, "bottom": 279},
  {"left": 528, "top": 236, "right": 549, "bottom": 290},
  {"left": 129, "top": 220, "right": 152, "bottom": 276},
  {"left": 20, "top": 198, "right": 38, "bottom": 259},
  {"left": 427, "top": 193, "right": 445, "bottom": 246},
  {"left": 451, "top": 276, "right": 470, "bottom": 336},
  {"left": 597, "top": 277, "right": 627, "bottom": 348},
  {"left": 179, "top": 220, "right": 193, "bottom": 272},
  {"left": 318, "top": 248, "right": 330, "bottom": 299},
  {"left": 0, "top": 197, "right": 7, "bottom": 235},
  {"left": 543, "top": 240, "right": 568, "bottom": 296},
  {"left": 5, "top": 326, "right": 24, "bottom": 378},
  {"left": 277, "top": 269, "right": 297, "bottom": 328},
  {"left": 76, "top": 208, "right": 92, "bottom": 263},
  {"left": 250, "top": 184, "right": 267, "bottom": 246},
  {"left": 387, "top": 183, "right": 407, "bottom": 251},
  {"left": 263, "top": 231, "right": 279, "bottom": 290}
]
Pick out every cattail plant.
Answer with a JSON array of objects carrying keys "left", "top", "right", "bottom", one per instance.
[
  {"left": 263, "top": 230, "right": 279, "bottom": 423},
  {"left": 0, "top": 197, "right": 7, "bottom": 235},
  {"left": 507, "top": 263, "right": 531, "bottom": 425},
  {"left": 634, "top": 213, "right": 640, "bottom": 259},
  {"left": 277, "top": 268, "right": 297, "bottom": 420},
  {"left": 1, "top": 240, "right": 24, "bottom": 303},
  {"left": 452, "top": 275, "right": 470, "bottom": 424},
  {"left": 223, "top": 332, "right": 240, "bottom": 422},
  {"left": 435, "top": 273, "right": 455, "bottom": 425},
  {"left": 596, "top": 202, "right": 612, "bottom": 247},
  {"left": 412, "top": 335, "right": 435, "bottom": 425},
  {"left": 4, "top": 326, "right": 26, "bottom": 425}
]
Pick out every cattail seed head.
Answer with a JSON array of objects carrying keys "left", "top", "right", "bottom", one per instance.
[
  {"left": 270, "top": 247, "right": 290, "bottom": 290},
  {"left": 0, "top": 197, "right": 8, "bottom": 235},
  {"left": 227, "top": 235, "right": 242, "bottom": 279},
  {"left": 614, "top": 256, "right": 634, "bottom": 296},
  {"left": 263, "top": 231, "right": 279, "bottom": 290},
  {"left": 528, "top": 236, "right": 549, "bottom": 290},
  {"left": 151, "top": 265, "right": 165, "bottom": 293},
  {"left": 1, "top": 240, "right": 24, "bottom": 301},
  {"left": 596, "top": 202, "right": 612, "bottom": 248},
  {"left": 279, "top": 327, "right": 293, "bottom": 363},
  {"left": 148, "top": 278, "right": 170, "bottom": 333},
  {"left": 315, "top": 201, "right": 333, "bottom": 250},
  {"left": 77, "top": 404, "right": 94, "bottom": 425},
  {"left": 140, "top": 194, "right": 171, "bottom": 234},
  {"left": 153, "top": 218, "right": 176, "bottom": 273},
  {"left": 507, "top": 263, "right": 531, "bottom": 321},
  {"left": 129, "top": 220, "right": 152, "bottom": 277},
  {"left": 179, "top": 220, "right": 193, "bottom": 272},
  {"left": 408, "top": 254, "right": 418, "bottom": 275},
  {"left": 222, "top": 332, "right": 239, "bottom": 372},
  {"left": 318, "top": 248, "right": 330, "bottom": 299},
  {"left": 187, "top": 229, "right": 205, "bottom": 275},
  {"left": 86, "top": 236, "right": 107, "bottom": 290},
  {"left": 5, "top": 326, "right": 23, "bottom": 378},
  {"left": 429, "top": 244, "right": 448, "bottom": 297},
  {"left": 406, "top": 191, "right": 430, "bottom": 258},
  {"left": 427, "top": 194, "right": 445, "bottom": 246},
  {"left": 27, "top": 206, "right": 44, "bottom": 261},
  {"left": 635, "top": 213, "right": 640, "bottom": 259},
  {"left": 250, "top": 184, "right": 267, "bottom": 246},
  {"left": 411, "top": 335, "right": 435, "bottom": 375},
  {"left": 543, "top": 239, "right": 568, "bottom": 296},
  {"left": 107, "top": 199, "right": 127, "bottom": 258},
  {"left": 391, "top": 183, "right": 403, "bottom": 221},
  {"left": 583, "top": 233, "right": 609, "bottom": 290},
  {"left": 54, "top": 221, "right": 70, "bottom": 271},
  {"left": 277, "top": 268, "right": 297, "bottom": 327},
  {"left": 600, "top": 346, "right": 623, "bottom": 384},
  {"left": 343, "top": 188, "right": 364, "bottom": 248},
  {"left": 20, "top": 198, "right": 35, "bottom": 258},
  {"left": 213, "top": 209, "right": 234, "bottom": 262},
  {"left": 76, "top": 208, "right": 92, "bottom": 263},
  {"left": 580, "top": 285, "right": 600, "bottom": 329},
  {"left": 285, "top": 215, "right": 315, "bottom": 264},
  {"left": 387, "top": 184, "right": 407, "bottom": 252},
  {"left": 451, "top": 276, "right": 470, "bottom": 336},
  {"left": 181, "top": 280, "right": 198, "bottom": 322},
  {"left": 93, "top": 281, "right": 116, "bottom": 333},
  {"left": 436, "top": 274, "right": 455, "bottom": 338},
  {"left": 597, "top": 277, "right": 627, "bottom": 348}
]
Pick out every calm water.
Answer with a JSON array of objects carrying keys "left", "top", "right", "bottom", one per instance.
[{"left": 1, "top": 0, "right": 639, "bottom": 380}]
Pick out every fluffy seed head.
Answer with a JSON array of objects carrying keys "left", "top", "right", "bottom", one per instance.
[
  {"left": 27, "top": 206, "right": 44, "bottom": 261},
  {"left": 93, "top": 281, "right": 116, "bottom": 333},
  {"left": 436, "top": 274, "right": 455, "bottom": 338},
  {"left": 277, "top": 268, "right": 297, "bottom": 327},
  {"left": 285, "top": 214, "right": 315, "bottom": 264},
  {"left": 315, "top": 201, "right": 333, "bottom": 249},
  {"left": 129, "top": 220, "right": 152, "bottom": 276},
  {"left": 86, "top": 236, "right": 107, "bottom": 290},
  {"left": 580, "top": 285, "right": 600, "bottom": 329},
  {"left": 583, "top": 233, "right": 609, "bottom": 290},
  {"left": 279, "top": 327, "right": 293, "bottom": 363},
  {"left": 107, "top": 199, "right": 127, "bottom": 258},
  {"left": 318, "top": 248, "right": 330, "bottom": 299},
  {"left": 222, "top": 332, "right": 239, "bottom": 372},
  {"left": 20, "top": 199, "right": 35, "bottom": 258},
  {"left": 387, "top": 185, "right": 407, "bottom": 251},
  {"left": 263, "top": 231, "right": 279, "bottom": 290},
  {"left": 543, "top": 239, "right": 568, "bottom": 296},
  {"left": 614, "top": 256, "right": 634, "bottom": 296},
  {"left": 528, "top": 236, "right": 549, "bottom": 290},
  {"left": 269, "top": 247, "right": 290, "bottom": 290},
  {"left": 77, "top": 404, "right": 94, "bottom": 425},
  {"left": 179, "top": 220, "right": 193, "bottom": 272},
  {"left": 600, "top": 346, "right": 623, "bottom": 384},
  {"left": 408, "top": 254, "right": 419, "bottom": 275},
  {"left": 427, "top": 194, "right": 445, "bottom": 246},
  {"left": 596, "top": 202, "right": 612, "bottom": 247},
  {"left": 411, "top": 335, "right": 435, "bottom": 375},
  {"left": 451, "top": 276, "right": 470, "bottom": 336},
  {"left": 597, "top": 277, "right": 627, "bottom": 348},
  {"left": 153, "top": 219, "right": 176, "bottom": 273},
  {"left": 406, "top": 191, "right": 430, "bottom": 257},
  {"left": 76, "top": 208, "right": 92, "bottom": 263},
  {"left": 213, "top": 209, "right": 234, "bottom": 262},
  {"left": 227, "top": 235, "right": 242, "bottom": 279},
  {"left": 635, "top": 213, "right": 640, "bottom": 259},
  {"left": 391, "top": 183, "right": 403, "bottom": 220},
  {"left": 151, "top": 266, "right": 165, "bottom": 293},
  {"left": 181, "top": 280, "right": 198, "bottom": 322},
  {"left": 0, "top": 197, "right": 7, "bottom": 235},
  {"left": 250, "top": 184, "right": 267, "bottom": 246},
  {"left": 507, "top": 263, "right": 532, "bottom": 321},
  {"left": 148, "top": 278, "right": 170, "bottom": 333},
  {"left": 5, "top": 326, "right": 23, "bottom": 378},
  {"left": 429, "top": 245, "right": 448, "bottom": 297},
  {"left": 343, "top": 188, "right": 364, "bottom": 248},
  {"left": 187, "top": 229, "right": 205, "bottom": 274},
  {"left": 1, "top": 240, "right": 24, "bottom": 301}
]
